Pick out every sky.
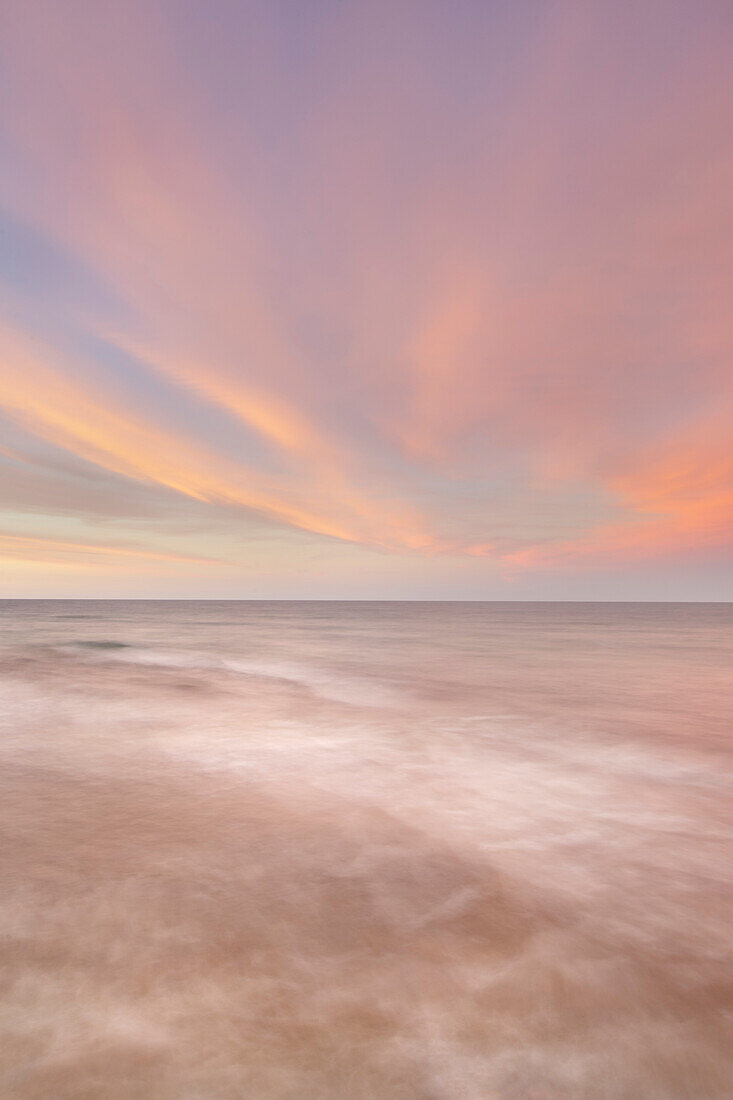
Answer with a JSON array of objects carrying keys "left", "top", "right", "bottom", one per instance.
[{"left": 0, "top": 0, "right": 731, "bottom": 600}]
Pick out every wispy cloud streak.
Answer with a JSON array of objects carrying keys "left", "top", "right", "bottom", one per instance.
[{"left": 0, "top": 0, "right": 730, "bottom": 594}]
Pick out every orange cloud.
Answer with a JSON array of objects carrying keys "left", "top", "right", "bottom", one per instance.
[
  {"left": 504, "top": 431, "right": 733, "bottom": 571},
  {"left": 0, "top": 322, "right": 434, "bottom": 552},
  {"left": 0, "top": 533, "right": 219, "bottom": 568}
]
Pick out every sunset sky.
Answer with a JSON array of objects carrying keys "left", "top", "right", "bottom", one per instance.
[{"left": 0, "top": 0, "right": 731, "bottom": 599}]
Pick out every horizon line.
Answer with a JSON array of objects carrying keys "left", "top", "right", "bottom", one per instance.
[{"left": 0, "top": 598, "right": 730, "bottom": 605}]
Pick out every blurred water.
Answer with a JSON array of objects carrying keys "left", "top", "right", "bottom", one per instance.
[{"left": 1, "top": 600, "right": 731, "bottom": 1098}]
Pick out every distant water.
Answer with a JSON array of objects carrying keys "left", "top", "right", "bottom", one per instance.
[{"left": 1, "top": 600, "right": 731, "bottom": 1098}]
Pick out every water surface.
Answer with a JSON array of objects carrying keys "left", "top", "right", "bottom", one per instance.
[{"left": 1, "top": 601, "right": 731, "bottom": 1097}]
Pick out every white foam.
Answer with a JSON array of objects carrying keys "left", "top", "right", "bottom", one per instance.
[{"left": 63, "top": 643, "right": 406, "bottom": 708}]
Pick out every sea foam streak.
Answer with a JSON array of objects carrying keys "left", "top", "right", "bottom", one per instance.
[
  {"left": 57, "top": 641, "right": 408, "bottom": 708},
  {"left": 1, "top": 600, "right": 731, "bottom": 1098}
]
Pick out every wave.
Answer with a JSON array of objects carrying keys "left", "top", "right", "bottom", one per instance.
[{"left": 55, "top": 642, "right": 406, "bottom": 709}]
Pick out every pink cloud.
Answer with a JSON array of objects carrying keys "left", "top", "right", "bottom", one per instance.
[{"left": 0, "top": 0, "right": 730, "bottom": 585}]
